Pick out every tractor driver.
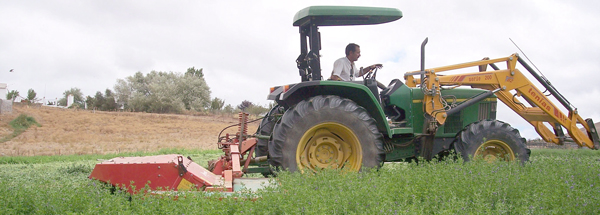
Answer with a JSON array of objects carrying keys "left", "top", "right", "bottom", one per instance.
[{"left": 329, "top": 43, "right": 383, "bottom": 81}]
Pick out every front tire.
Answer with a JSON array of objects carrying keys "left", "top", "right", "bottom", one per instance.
[
  {"left": 268, "top": 95, "right": 385, "bottom": 173},
  {"left": 454, "top": 120, "right": 530, "bottom": 163}
]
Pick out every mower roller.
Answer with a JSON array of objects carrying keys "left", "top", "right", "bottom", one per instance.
[{"left": 89, "top": 113, "right": 271, "bottom": 194}]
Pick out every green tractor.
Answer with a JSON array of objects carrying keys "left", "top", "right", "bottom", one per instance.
[
  {"left": 255, "top": 6, "right": 532, "bottom": 173},
  {"left": 88, "top": 5, "right": 599, "bottom": 194}
]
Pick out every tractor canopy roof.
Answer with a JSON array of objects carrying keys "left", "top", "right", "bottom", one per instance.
[{"left": 293, "top": 6, "right": 402, "bottom": 27}]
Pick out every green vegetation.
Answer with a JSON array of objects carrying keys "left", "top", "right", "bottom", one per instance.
[
  {"left": 238, "top": 100, "right": 270, "bottom": 116},
  {"left": 26, "top": 88, "right": 38, "bottom": 103},
  {"left": 51, "top": 67, "right": 270, "bottom": 115},
  {"left": 1, "top": 149, "right": 598, "bottom": 214},
  {"left": 0, "top": 114, "right": 41, "bottom": 143},
  {"left": 113, "top": 68, "right": 211, "bottom": 113},
  {"left": 210, "top": 97, "right": 226, "bottom": 112},
  {"left": 85, "top": 89, "right": 119, "bottom": 111},
  {"left": 58, "top": 88, "right": 85, "bottom": 108},
  {"left": 6, "top": 90, "right": 19, "bottom": 101},
  {"left": 0, "top": 148, "right": 220, "bottom": 164}
]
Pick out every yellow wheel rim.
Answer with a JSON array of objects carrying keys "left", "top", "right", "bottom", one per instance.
[
  {"left": 296, "top": 122, "right": 362, "bottom": 173},
  {"left": 474, "top": 140, "right": 515, "bottom": 162}
]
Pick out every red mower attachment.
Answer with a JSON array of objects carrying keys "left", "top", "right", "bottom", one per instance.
[{"left": 89, "top": 113, "right": 271, "bottom": 194}]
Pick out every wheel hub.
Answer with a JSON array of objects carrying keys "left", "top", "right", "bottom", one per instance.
[
  {"left": 308, "top": 134, "right": 345, "bottom": 168},
  {"left": 297, "top": 123, "right": 361, "bottom": 172},
  {"left": 475, "top": 140, "right": 515, "bottom": 162}
]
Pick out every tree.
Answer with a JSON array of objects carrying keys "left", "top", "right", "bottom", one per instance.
[
  {"left": 103, "top": 89, "right": 118, "bottom": 111},
  {"left": 223, "top": 104, "right": 235, "bottom": 114},
  {"left": 210, "top": 97, "right": 225, "bottom": 111},
  {"left": 114, "top": 79, "right": 132, "bottom": 110},
  {"left": 116, "top": 68, "right": 211, "bottom": 113},
  {"left": 246, "top": 104, "right": 269, "bottom": 116},
  {"left": 58, "top": 88, "right": 84, "bottom": 108},
  {"left": 6, "top": 90, "right": 19, "bottom": 101},
  {"left": 26, "top": 89, "right": 38, "bottom": 103},
  {"left": 88, "top": 89, "right": 118, "bottom": 111},
  {"left": 93, "top": 91, "right": 105, "bottom": 110},
  {"left": 85, "top": 95, "right": 95, "bottom": 109},
  {"left": 147, "top": 71, "right": 185, "bottom": 113},
  {"left": 179, "top": 68, "right": 211, "bottom": 111},
  {"left": 123, "top": 71, "right": 183, "bottom": 113},
  {"left": 186, "top": 67, "right": 204, "bottom": 78}
]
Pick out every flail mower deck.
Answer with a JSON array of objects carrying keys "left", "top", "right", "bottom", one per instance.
[{"left": 89, "top": 113, "right": 272, "bottom": 194}]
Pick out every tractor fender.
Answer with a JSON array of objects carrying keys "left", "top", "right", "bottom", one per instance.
[{"left": 271, "top": 80, "right": 392, "bottom": 138}]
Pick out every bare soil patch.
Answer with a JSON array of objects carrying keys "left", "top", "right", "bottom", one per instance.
[{"left": 0, "top": 104, "right": 258, "bottom": 156}]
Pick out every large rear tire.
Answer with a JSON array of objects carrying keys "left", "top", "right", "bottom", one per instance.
[
  {"left": 255, "top": 105, "right": 283, "bottom": 158},
  {"left": 268, "top": 95, "right": 385, "bottom": 173},
  {"left": 454, "top": 119, "right": 530, "bottom": 163}
]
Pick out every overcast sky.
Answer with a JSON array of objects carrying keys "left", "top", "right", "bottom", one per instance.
[{"left": 2, "top": 0, "right": 599, "bottom": 140}]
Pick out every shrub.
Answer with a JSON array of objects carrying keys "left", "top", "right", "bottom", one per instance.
[{"left": 1, "top": 114, "right": 41, "bottom": 143}]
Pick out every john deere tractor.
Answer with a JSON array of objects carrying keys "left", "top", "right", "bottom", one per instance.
[
  {"left": 255, "top": 6, "right": 599, "bottom": 173},
  {"left": 89, "top": 5, "right": 599, "bottom": 194}
]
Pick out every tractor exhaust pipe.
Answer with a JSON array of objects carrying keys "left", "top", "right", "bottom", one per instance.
[{"left": 420, "top": 37, "right": 428, "bottom": 86}]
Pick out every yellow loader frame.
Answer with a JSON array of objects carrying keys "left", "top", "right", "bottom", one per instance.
[{"left": 405, "top": 53, "right": 599, "bottom": 149}]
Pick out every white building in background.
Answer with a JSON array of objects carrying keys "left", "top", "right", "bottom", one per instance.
[
  {"left": 0, "top": 83, "right": 6, "bottom": 99},
  {"left": 0, "top": 83, "right": 12, "bottom": 114},
  {"left": 67, "top": 94, "right": 74, "bottom": 107}
]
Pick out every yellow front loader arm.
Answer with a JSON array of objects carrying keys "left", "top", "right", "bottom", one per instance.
[{"left": 404, "top": 53, "right": 599, "bottom": 149}]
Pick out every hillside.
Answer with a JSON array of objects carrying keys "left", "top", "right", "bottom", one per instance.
[
  {"left": 0, "top": 104, "right": 258, "bottom": 156},
  {"left": 1, "top": 104, "right": 598, "bottom": 156}
]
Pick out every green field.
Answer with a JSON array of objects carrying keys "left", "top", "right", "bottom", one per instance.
[{"left": 1, "top": 149, "right": 599, "bottom": 214}]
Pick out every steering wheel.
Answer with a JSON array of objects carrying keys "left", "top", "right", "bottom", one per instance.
[
  {"left": 364, "top": 67, "right": 379, "bottom": 80},
  {"left": 364, "top": 67, "right": 388, "bottom": 90}
]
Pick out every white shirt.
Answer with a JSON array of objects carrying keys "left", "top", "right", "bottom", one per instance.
[{"left": 331, "top": 57, "right": 358, "bottom": 81}]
